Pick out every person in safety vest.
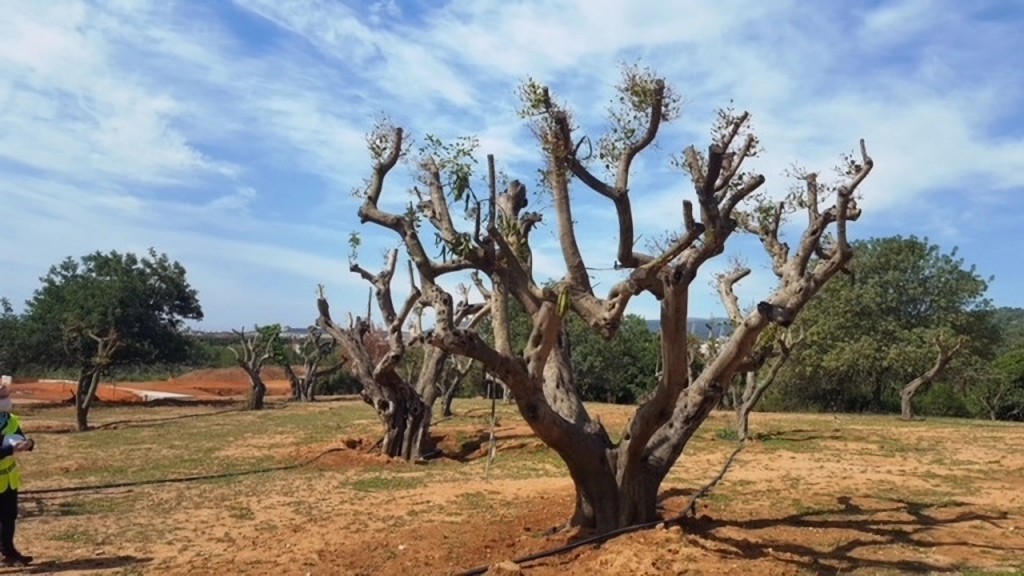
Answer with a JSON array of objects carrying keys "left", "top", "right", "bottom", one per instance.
[{"left": 0, "top": 384, "right": 34, "bottom": 566}]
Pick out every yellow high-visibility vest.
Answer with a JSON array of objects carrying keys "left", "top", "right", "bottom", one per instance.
[{"left": 0, "top": 414, "right": 23, "bottom": 493}]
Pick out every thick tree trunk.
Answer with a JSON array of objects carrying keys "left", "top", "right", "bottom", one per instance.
[
  {"left": 564, "top": 456, "right": 663, "bottom": 532},
  {"left": 736, "top": 355, "right": 787, "bottom": 441},
  {"left": 283, "top": 364, "right": 316, "bottom": 402},
  {"left": 301, "top": 377, "right": 316, "bottom": 402},
  {"left": 371, "top": 383, "right": 430, "bottom": 461},
  {"left": 532, "top": 305, "right": 771, "bottom": 533},
  {"left": 406, "top": 347, "right": 448, "bottom": 461},
  {"left": 246, "top": 371, "right": 267, "bottom": 411},
  {"left": 736, "top": 371, "right": 763, "bottom": 443},
  {"left": 75, "top": 368, "right": 102, "bottom": 432},
  {"left": 441, "top": 380, "right": 459, "bottom": 417},
  {"left": 899, "top": 386, "right": 919, "bottom": 420}
]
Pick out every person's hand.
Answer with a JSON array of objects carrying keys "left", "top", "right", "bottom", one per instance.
[{"left": 13, "top": 438, "right": 33, "bottom": 452}]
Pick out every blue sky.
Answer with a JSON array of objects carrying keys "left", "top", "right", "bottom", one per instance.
[{"left": 1, "top": 0, "right": 1022, "bottom": 331}]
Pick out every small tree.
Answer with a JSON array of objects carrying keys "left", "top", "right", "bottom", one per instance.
[
  {"left": 900, "top": 334, "right": 966, "bottom": 420},
  {"left": 317, "top": 251, "right": 489, "bottom": 461},
  {"left": 22, "top": 249, "right": 202, "bottom": 430},
  {"left": 716, "top": 266, "right": 804, "bottom": 440},
  {"left": 280, "top": 326, "right": 343, "bottom": 401},
  {"left": 330, "top": 66, "right": 874, "bottom": 530},
  {"left": 439, "top": 356, "right": 475, "bottom": 417},
  {"left": 231, "top": 325, "right": 279, "bottom": 410}
]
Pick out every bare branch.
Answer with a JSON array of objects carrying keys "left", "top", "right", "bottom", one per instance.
[{"left": 716, "top": 266, "right": 752, "bottom": 325}]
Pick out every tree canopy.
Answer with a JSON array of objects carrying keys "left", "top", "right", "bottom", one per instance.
[
  {"left": 20, "top": 249, "right": 203, "bottom": 370},
  {"left": 771, "top": 236, "right": 996, "bottom": 414}
]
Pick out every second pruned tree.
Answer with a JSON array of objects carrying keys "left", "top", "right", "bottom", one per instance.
[
  {"left": 317, "top": 250, "right": 489, "bottom": 461},
  {"left": 327, "top": 66, "right": 874, "bottom": 531}
]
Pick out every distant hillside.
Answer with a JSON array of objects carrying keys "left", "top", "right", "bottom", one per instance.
[{"left": 644, "top": 318, "right": 734, "bottom": 339}]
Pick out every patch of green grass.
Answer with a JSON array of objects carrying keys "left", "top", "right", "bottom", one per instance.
[
  {"left": 26, "top": 401, "right": 385, "bottom": 488},
  {"left": 715, "top": 428, "right": 740, "bottom": 442},
  {"left": 757, "top": 435, "right": 822, "bottom": 453},
  {"left": 460, "top": 491, "right": 488, "bottom": 505}
]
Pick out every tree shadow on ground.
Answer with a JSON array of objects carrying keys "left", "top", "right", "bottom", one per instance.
[
  {"left": 14, "top": 555, "right": 151, "bottom": 574},
  {"left": 680, "top": 495, "right": 1024, "bottom": 574},
  {"left": 21, "top": 493, "right": 135, "bottom": 519}
]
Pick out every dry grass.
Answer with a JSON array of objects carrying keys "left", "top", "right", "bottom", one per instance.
[{"left": 6, "top": 399, "right": 1024, "bottom": 575}]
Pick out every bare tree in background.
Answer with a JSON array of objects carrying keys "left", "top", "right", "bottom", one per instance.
[
  {"left": 281, "top": 326, "right": 343, "bottom": 402},
  {"left": 317, "top": 250, "right": 489, "bottom": 461},
  {"left": 231, "top": 326, "right": 278, "bottom": 411},
  {"left": 72, "top": 328, "right": 121, "bottom": 431},
  {"left": 326, "top": 66, "right": 874, "bottom": 531},
  {"left": 900, "top": 335, "right": 967, "bottom": 420},
  {"left": 716, "top": 266, "right": 805, "bottom": 440}
]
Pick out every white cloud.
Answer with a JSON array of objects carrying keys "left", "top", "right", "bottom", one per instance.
[{"left": 2, "top": 0, "right": 1022, "bottom": 330}]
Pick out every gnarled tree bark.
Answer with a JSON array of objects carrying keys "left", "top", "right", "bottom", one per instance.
[{"left": 330, "top": 69, "right": 874, "bottom": 531}]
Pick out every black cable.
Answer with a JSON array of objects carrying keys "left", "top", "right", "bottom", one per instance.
[
  {"left": 452, "top": 444, "right": 746, "bottom": 576},
  {"left": 20, "top": 447, "right": 348, "bottom": 496}
]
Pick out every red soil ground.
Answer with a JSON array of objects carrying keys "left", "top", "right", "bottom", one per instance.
[{"left": 8, "top": 367, "right": 294, "bottom": 404}]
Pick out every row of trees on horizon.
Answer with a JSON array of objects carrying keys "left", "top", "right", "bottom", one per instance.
[{"left": 1, "top": 236, "right": 1022, "bottom": 432}]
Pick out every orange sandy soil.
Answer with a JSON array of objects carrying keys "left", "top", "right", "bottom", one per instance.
[
  {"left": 9, "top": 399, "right": 1024, "bottom": 575},
  {"left": 9, "top": 367, "right": 293, "bottom": 403}
]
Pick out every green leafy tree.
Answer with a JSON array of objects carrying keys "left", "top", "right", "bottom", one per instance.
[
  {"left": 0, "top": 298, "right": 25, "bottom": 376},
  {"left": 568, "top": 314, "right": 660, "bottom": 403},
  {"left": 22, "top": 249, "right": 202, "bottom": 430},
  {"left": 775, "top": 236, "right": 995, "bottom": 417},
  {"left": 969, "top": 310, "right": 1024, "bottom": 420}
]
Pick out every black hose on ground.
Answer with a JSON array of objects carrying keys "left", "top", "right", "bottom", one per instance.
[{"left": 20, "top": 447, "right": 348, "bottom": 496}]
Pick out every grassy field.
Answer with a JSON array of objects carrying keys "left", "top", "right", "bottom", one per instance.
[{"left": 8, "top": 398, "right": 1024, "bottom": 575}]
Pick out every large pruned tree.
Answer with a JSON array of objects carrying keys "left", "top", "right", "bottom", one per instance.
[
  {"left": 329, "top": 66, "right": 873, "bottom": 531},
  {"left": 316, "top": 250, "right": 489, "bottom": 461},
  {"left": 21, "top": 249, "right": 202, "bottom": 430}
]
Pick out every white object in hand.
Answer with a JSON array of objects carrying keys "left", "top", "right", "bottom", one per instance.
[{"left": 3, "top": 434, "right": 25, "bottom": 449}]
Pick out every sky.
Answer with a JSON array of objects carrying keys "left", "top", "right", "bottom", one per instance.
[{"left": 1, "top": 0, "right": 1022, "bottom": 331}]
